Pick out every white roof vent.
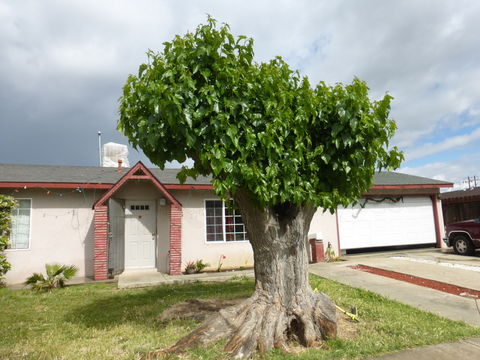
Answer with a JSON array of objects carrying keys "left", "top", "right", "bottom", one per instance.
[{"left": 102, "top": 142, "right": 130, "bottom": 168}]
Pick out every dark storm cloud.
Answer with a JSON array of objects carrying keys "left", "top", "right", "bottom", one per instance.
[{"left": 0, "top": 0, "right": 479, "bottom": 183}]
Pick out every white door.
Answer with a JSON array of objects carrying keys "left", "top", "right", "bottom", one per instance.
[
  {"left": 125, "top": 200, "right": 156, "bottom": 269},
  {"left": 338, "top": 196, "right": 436, "bottom": 249}
]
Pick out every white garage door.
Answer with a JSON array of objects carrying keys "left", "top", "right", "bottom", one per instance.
[{"left": 338, "top": 196, "right": 435, "bottom": 249}]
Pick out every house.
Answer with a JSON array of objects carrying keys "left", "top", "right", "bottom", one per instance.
[
  {"left": 0, "top": 162, "right": 452, "bottom": 285},
  {"left": 440, "top": 187, "right": 480, "bottom": 225}
]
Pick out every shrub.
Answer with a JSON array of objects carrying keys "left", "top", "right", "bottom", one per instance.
[
  {"left": 25, "top": 264, "right": 78, "bottom": 291},
  {"left": 194, "top": 259, "right": 209, "bottom": 273},
  {"left": 0, "top": 195, "right": 16, "bottom": 287}
]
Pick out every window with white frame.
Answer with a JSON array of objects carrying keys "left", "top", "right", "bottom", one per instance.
[
  {"left": 9, "top": 199, "right": 31, "bottom": 249},
  {"left": 205, "top": 200, "right": 248, "bottom": 242}
]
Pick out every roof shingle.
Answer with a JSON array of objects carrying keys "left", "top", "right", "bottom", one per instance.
[{"left": 0, "top": 163, "right": 452, "bottom": 187}]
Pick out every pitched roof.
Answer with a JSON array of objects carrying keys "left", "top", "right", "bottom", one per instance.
[
  {"left": 0, "top": 163, "right": 211, "bottom": 185},
  {"left": 440, "top": 187, "right": 480, "bottom": 202},
  {"left": 0, "top": 163, "right": 452, "bottom": 188},
  {"left": 373, "top": 172, "right": 452, "bottom": 186}
]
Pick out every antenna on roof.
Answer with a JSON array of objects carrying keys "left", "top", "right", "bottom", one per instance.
[{"left": 98, "top": 131, "right": 102, "bottom": 166}]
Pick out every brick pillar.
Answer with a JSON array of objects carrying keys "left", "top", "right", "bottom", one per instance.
[
  {"left": 169, "top": 204, "right": 182, "bottom": 275},
  {"left": 310, "top": 239, "right": 325, "bottom": 263},
  {"left": 93, "top": 205, "right": 108, "bottom": 280}
]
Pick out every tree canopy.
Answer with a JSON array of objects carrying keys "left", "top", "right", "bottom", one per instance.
[{"left": 119, "top": 17, "right": 402, "bottom": 210}]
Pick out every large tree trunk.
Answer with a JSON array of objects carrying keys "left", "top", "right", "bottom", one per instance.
[{"left": 169, "top": 190, "right": 337, "bottom": 358}]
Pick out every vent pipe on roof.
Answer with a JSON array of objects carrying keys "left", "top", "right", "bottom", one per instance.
[{"left": 98, "top": 131, "right": 102, "bottom": 166}]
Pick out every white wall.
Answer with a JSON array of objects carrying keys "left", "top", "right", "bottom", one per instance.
[
  {"left": 2, "top": 189, "right": 104, "bottom": 285},
  {"left": 309, "top": 209, "right": 340, "bottom": 257}
]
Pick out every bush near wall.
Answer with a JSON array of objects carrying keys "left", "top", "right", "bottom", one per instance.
[{"left": 0, "top": 195, "right": 16, "bottom": 286}]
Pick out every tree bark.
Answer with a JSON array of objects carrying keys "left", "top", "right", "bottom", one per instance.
[{"left": 169, "top": 190, "right": 337, "bottom": 358}]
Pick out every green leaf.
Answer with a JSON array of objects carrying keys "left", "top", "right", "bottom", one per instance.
[{"left": 117, "top": 17, "right": 403, "bottom": 210}]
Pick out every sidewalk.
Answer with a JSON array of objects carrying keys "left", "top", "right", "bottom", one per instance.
[{"left": 370, "top": 337, "right": 480, "bottom": 359}]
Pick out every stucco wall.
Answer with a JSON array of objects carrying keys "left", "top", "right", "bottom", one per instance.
[
  {"left": 114, "top": 180, "right": 164, "bottom": 200},
  {"left": 2, "top": 189, "right": 104, "bottom": 285},
  {"left": 309, "top": 209, "right": 340, "bottom": 257},
  {"left": 171, "top": 190, "right": 339, "bottom": 271},
  {"left": 171, "top": 190, "right": 255, "bottom": 271}
]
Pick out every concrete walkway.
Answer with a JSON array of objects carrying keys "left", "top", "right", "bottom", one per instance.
[
  {"left": 117, "top": 268, "right": 254, "bottom": 288},
  {"left": 370, "top": 337, "right": 480, "bottom": 359},
  {"left": 309, "top": 249, "right": 480, "bottom": 359}
]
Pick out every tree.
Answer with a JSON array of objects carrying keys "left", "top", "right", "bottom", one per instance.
[
  {"left": 0, "top": 195, "right": 16, "bottom": 286},
  {"left": 118, "top": 18, "right": 403, "bottom": 358}
]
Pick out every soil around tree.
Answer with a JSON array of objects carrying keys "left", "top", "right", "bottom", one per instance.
[{"left": 157, "top": 298, "right": 358, "bottom": 356}]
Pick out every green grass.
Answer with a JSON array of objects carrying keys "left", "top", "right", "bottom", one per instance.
[{"left": 0, "top": 275, "right": 478, "bottom": 359}]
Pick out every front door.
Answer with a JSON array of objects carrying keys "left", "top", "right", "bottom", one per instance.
[{"left": 125, "top": 200, "right": 156, "bottom": 269}]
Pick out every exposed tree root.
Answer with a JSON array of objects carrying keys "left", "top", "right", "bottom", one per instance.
[{"left": 167, "top": 290, "right": 337, "bottom": 359}]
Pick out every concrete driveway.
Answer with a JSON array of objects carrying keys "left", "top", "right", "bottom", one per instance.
[{"left": 309, "top": 248, "right": 480, "bottom": 327}]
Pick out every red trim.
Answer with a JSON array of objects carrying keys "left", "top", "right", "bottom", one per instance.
[
  {"left": 164, "top": 184, "right": 213, "bottom": 190},
  {"left": 431, "top": 195, "right": 442, "bottom": 248},
  {"left": 93, "top": 161, "right": 181, "bottom": 208},
  {"left": 0, "top": 182, "right": 112, "bottom": 189},
  {"left": 0, "top": 181, "right": 213, "bottom": 191},
  {"left": 363, "top": 193, "right": 438, "bottom": 198},
  {"left": 349, "top": 264, "right": 480, "bottom": 298},
  {"left": 371, "top": 184, "right": 452, "bottom": 189},
  {"left": 0, "top": 183, "right": 449, "bottom": 192}
]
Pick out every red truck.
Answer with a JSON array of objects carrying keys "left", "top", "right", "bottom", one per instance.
[{"left": 443, "top": 219, "right": 480, "bottom": 255}]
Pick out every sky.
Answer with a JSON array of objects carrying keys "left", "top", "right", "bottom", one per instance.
[{"left": 1, "top": 0, "right": 479, "bottom": 188}]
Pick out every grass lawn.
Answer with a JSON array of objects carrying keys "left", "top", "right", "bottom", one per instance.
[{"left": 1, "top": 275, "right": 479, "bottom": 360}]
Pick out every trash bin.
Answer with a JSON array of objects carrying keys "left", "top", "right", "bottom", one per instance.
[{"left": 309, "top": 234, "right": 324, "bottom": 263}]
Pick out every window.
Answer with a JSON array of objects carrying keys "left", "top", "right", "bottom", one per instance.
[
  {"left": 10, "top": 199, "right": 31, "bottom": 249},
  {"left": 205, "top": 200, "right": 248, "bottom": 242}
]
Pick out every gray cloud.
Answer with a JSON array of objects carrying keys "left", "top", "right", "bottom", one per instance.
[{"left": 0, "top": 0, "right": 479, "bottom": 178}]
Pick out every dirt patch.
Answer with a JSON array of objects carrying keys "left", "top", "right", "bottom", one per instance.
[
  {"left": 160, "top": 298, "right": 358, "bottom": 341},
  {"left": 159, "top": 298, "right": 245, "bottom": 323},
  {"left": 349, "top": 264, "right": 480, "bottom": 298}
]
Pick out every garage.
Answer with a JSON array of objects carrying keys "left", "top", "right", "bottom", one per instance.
[{"left": 338, "top": 196, "right": 437, "bottom": 250}]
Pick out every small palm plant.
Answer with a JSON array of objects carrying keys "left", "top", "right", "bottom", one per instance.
[{"left": 25, "top": 264, "right": 78, "bottom": 291}]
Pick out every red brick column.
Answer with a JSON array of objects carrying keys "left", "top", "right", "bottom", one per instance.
[
  {"left": 93, "top": 205, "right": 108, "bottom": 280},
  {"left": 169, "top": 204, "right": 182, "bottom": 275}
]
